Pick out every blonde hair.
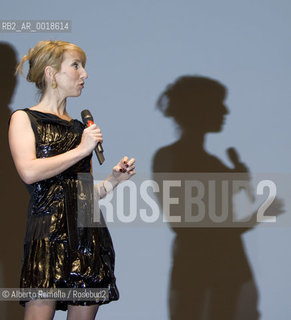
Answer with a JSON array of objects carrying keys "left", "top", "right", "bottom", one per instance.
[{"left": 15, "top": 40, "right": 86, "bottom": 95}]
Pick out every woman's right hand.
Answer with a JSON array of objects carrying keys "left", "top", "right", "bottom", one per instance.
[
  {"left": 78, "top": 124, "right": 103, "bottom": 156},
  {"left": 9, "top": 110, "right": 102, "bottom": 184}
]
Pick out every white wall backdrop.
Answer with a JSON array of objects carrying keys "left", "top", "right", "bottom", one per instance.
[{"left": 1, "top": 1, "right": 291, "bottom": 319}]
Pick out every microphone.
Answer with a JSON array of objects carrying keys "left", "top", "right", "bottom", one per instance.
[
  {"left": 227, "top": 147, "right": 255, "bottom": 202},
  {"left": 81, "top": 109, "right": 105, "bottom": 165},
  {"left": 227, "top": 147, "right": 240, "bottom": 166}
]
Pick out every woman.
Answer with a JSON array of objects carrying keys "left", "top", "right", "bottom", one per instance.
[
  {"left": 152, "top": 76, "right": 258, "bottom": 319},
  {"left": 8, "top": 40, "right": 135, "bottom": 320}
]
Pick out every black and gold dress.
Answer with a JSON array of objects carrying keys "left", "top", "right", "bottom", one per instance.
[{"left": 14, "top": 108, "right": 119, "bottom": 310}]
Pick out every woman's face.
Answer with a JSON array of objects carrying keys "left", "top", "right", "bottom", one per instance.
[{"left": 54, "top": 50, "right": 88, "bottom": 98}]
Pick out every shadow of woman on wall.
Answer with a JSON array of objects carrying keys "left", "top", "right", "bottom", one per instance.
[
  {"left": 0, "top": 42, "right": 27, "bottom": 319},
  {"left": 152, "top": 75, "right": 261, "bottom": 320}
]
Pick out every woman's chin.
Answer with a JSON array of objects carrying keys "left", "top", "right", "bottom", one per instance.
[{"left": 68, "top": 91, "right": 82, "bottom": 98}]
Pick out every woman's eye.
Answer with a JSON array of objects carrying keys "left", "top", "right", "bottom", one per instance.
[{"left": 72, "top": 62, "right": 79, "bottom": 69}]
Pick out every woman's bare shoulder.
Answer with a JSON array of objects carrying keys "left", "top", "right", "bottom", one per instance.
[{"left": 9, "top": 109, "right": 30, "bottom": 125}]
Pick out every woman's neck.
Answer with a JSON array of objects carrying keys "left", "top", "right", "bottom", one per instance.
[
  {"left": 33, "top": 94, "right": 67, "bottom": 116},
  {"left": 180, "top": 130, "right": 205, "bottom": 147}
]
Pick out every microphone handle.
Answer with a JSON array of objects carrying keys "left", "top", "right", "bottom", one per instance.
[
  {"left": 82, "top": 114, "right": 105, "bottom": 165},
  {"left": 95, "top": 142, "right": 105, "bottom": 165}
]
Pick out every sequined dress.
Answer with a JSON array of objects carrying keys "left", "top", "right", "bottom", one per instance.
[{"left": 15, "top": 108, "right": 119, "bottom": 310}]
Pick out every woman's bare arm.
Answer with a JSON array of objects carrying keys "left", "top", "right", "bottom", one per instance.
[
  {"left": 8, "top": 110, "right": 102, "bottom": 184},
  {"left": 94, "top": 156, "right": 136, "bottom": 199}
]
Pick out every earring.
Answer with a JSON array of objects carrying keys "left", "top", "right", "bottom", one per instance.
[{"left": 51, "top": 81, "right": 57, "bottom": 89}]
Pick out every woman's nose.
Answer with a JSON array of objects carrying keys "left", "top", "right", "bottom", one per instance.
[
  {"left": 222, "top": 104, "right": 229, "bottom": 114},
  {"left": 81, "top": 67, "right": 88, "bottom": 79}
]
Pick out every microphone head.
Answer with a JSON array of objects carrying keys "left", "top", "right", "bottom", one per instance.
[
  {"left": 227, "top": 147, "right": 240, "bottom": 164},
  {"left": 81, "top": 109, "right": 93, "bottom": 124}
]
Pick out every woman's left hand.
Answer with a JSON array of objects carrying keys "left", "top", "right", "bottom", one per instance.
[{"left": 112, "top": 156, "right": 136, "bottom": 182}]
